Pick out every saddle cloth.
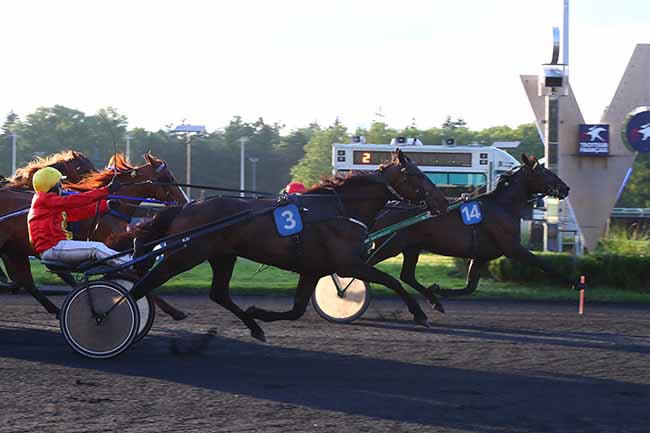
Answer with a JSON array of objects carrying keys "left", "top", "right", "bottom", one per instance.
[{"left": 279, "top": 193, "right": 343, "bottom": 225}]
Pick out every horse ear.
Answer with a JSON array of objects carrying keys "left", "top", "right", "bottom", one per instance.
[
  {"left": 144, "top": 152, "right": 154, "bottom": 164},
  {"left": 521, "top": 153, "right": 531, "bottom": 166},
  {"left": 530, "top": 155, "right": 539, "bottom": 169},
  {"left": 396, "top": 148, "right": 407, "bottom": 164}
]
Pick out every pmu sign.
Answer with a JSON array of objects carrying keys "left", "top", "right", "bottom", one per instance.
[
  {"left": 578, "top": 124, "right": 609, "bottom": 155},
  {"left": 624, "top": 110, "right": 650, "bottom": 153}
]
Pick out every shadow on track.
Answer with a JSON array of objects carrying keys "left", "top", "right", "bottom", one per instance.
[
  {"left": 353, "top": 318, "right": 650, "bottom": 355},
  {"left": 1, "top": 325, "right": 649, "bottom": 432}
]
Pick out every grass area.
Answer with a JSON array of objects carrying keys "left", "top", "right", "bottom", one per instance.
[{"left": 28, "top": 254, "right": 650, "bottom": 304}]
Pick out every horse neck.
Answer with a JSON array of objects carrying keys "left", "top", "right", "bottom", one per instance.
[
  {"left": 491, "top": 171, "right": 531, "bottom": 214},
  {"left": 338, "top": 181, "right": 392, "bottom": 226}
]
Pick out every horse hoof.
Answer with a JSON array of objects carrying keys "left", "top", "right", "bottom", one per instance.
[
  {"left": 251, "top": 329, "right": 266, "bottom": 342},
  {"left": 173, "top": 312, "right": 189, "bottom": 321},
  {"left": 428, "top": 284, "right": 441, "bottom": 293},
  {"left": 414, "top": 315, "right": 431, "bottom": 328},
  {"left": 433, "top": 303, "right": 446, "bottom": 314},
  {"left": 245, "top": 306, "right": 259, "bottom": 318}
]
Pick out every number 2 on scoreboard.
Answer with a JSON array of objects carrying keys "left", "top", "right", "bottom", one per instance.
[{"left": 362, "top": 152, "right": 371, "bottom": 163}]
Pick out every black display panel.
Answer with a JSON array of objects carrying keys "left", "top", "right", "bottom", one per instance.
[{"left": 352, "top": 151, "right": 472, "bottom": 167}]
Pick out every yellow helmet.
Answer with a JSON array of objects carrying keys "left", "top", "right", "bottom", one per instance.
[{"left": 33, "top": 167, "right": 64, "bottom": 192}]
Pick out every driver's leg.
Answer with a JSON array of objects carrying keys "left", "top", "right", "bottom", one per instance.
[{"left": 42, "top": 240, "right": 132, "bottom": 266}]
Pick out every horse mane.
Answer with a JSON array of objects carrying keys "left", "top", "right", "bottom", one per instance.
[
  {"left": 65, "top": 153, "right": 149, "bottom": 191},
  {"left": 65, "top": 165, "right": 126, "bottom": 191},
  {"left": 64, "top": 153, "right": 131, "bottom": 191},
  {"left": 8, "top": 150, "right": 89, "bottom": 189},
  {"left": 306, "top": 159, "right": 396, "bottom": 193},
  {"left": 107, "top": 153, "right": 135, "bottom": 172}
]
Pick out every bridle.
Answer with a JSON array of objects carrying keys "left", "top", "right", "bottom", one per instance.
[{"left": 389, "top": 164, "right": 430, "bottom": 210}]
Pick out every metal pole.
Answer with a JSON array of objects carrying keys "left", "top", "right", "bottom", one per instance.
[
  {"left": 249, "top": 157, "right": 259, "bottom": 193},
  {"left": 563, "top": 0, "right": 569, "bottom": 65},
  {"left": 10, "top": 133, "right": 17, "bottom": 174},
  {"left": 125, "top": 135, "right": 132, "bottom": 162},
  {"left": 186, "top": 136, "right": 192, "bottom": 198},
  {"left": 239, "top": 137, "right": 248, "bottom": 197}
]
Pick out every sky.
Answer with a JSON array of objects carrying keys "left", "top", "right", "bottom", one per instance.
[{"left": 1, "top": 0, "right": 648, "bottom": 134}]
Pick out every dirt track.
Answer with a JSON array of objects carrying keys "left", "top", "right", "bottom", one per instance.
[{"left": 1, "top": 293, "right": 649, "bottom": 433}]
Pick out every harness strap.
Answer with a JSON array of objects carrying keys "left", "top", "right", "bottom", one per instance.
[{"left": 346, "top": 217, "right": 368, "bottom": 231}]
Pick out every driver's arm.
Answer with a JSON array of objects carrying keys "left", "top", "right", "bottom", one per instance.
[
  {"left": 44, "top": 187, "right": 110, "bottom": 221},
  {"left": 66, "top": 200, "right": 109, "bottom": 222}
]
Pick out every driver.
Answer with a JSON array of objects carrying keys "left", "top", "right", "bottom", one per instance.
[
  {"left": 28, "top": 167, "right": 130, "bottom": 267},
  {"left": 284, "top": 181, "right": 307, "bottom": 195}
]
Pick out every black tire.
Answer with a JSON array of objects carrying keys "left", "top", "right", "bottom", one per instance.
[
  {"left": 312, "top": 274, "right": 371, "bottom": 323},
  {"left": 60, "top": 281, "right": 139, "bottom": 359}
]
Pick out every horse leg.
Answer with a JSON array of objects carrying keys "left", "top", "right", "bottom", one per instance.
[
  {"left": 507, "top": 245, "right": 577, "bottom": 288},
  {"left": 434, "top": 258, "right": 486, "bottom": 297},
  {"left": 399, "top": 248, "right": 445, "bottom": 313},
  {"left": 151, "top": 295, "right": 188, "bottom": 321},
  {"left": 208, "top": 256, "right": 266, "bottom": 341},
  {"left": 339, "top": 263, "right": 431, "bottom": 327},
  {"left": 245, "top": 273, "right": 319, "bottom": 324},
  {"left": 3, "top": 254, "right": 59, "bottom": 315},
  {"left": 0, "top": 257, "right": 20, "bottom": 292}
]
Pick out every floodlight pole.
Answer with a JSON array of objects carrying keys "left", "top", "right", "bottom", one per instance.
[
  {"left": 249, "top": 157, "right": 259, "bottom": 193},
  {"left": 186, "top": 135, "right": 192, "bottom": 198},
  {"left": 125, "top": 135, "right": 132, "bottom": 162},
  {"left": 172, "top": 124, "right": 206, "bottom": 199},
  {"left": 239, "top": 137, "right": 249, "bottom": 197},
  {"left": 10, "top": 133, "right": 17, "bottom": 174}
]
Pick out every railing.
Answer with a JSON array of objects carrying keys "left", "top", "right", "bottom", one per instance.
[{"left": 610, "top": 208, "right": 650, "bottom": 219}]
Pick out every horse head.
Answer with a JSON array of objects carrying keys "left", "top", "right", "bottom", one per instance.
[
  {"left": 382, "top": 149, "right": 449, "bottom": 214},
  {"left": 11, "top": 150, "right": 97, "bottom": 188},
  {"left": 520, "top": 153, "right": 570, "bottom": 199},
  {"left": 115, "top": 152, "right": 187, "bottom": 205}
]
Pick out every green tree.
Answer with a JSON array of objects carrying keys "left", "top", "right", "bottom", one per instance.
[
  {"left": 291, "top": 120, "right": 348, "bottom": 187},
  {"left": 365, "top": 121, "right": 397, "bottom": 144},
  {"left": 617, "top": 154, "right": 650, "bottom": 207},
  {"left": 0, "top": 111, "right": 18, "bottom": 175},
  {"left": 13, "top": 105, "right": 128, "bottom": 167},
  {"left": 514, "top": 123, "right": 544, "bottom": 158}
]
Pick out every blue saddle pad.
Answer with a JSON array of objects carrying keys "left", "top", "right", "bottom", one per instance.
[
  {"left": 273, "top": 204, "right": 304, "bottom": 237},
  {"left": 459, "top": 201, "right": 483, "bottom": 225}
]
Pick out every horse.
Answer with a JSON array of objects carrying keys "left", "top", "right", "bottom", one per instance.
[
  {"left": 0, "top": 152, "right": 189, "bottom": 318},
  {"left": 365, "top": 154, "right": 572, "bottom": 311},
  {"left": 123, "top": 149, "right": 449, "bottom": 341}
]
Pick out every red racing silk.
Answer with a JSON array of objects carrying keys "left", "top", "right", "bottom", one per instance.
[{"left": 28, "top": 186, "right": 110, "bottom": 255}]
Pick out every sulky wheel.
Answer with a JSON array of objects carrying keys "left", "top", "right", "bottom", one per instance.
[
  {"left": 311, "top": 274, "right": 370, "bottom": 323},
  {"left": 111, "top": 277, "right": 156, "bottom": 344},
  {"left": 60, "top": 280, "right": 140, "bottom": 359}
]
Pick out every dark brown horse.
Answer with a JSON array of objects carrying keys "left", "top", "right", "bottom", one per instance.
[
  {"left": 366, "top": 154, "right": 572, "bottom": 312},
  {"left": 0, "top": 152, "right": 188, "bottom": 318},
  {"left": 126, "top": 150, "right": 449, "bottom": 341}
]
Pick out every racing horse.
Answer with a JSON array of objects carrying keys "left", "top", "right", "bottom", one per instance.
[
  {"left": 365, "top": 154, "right": 572, "bottom": 311},
  {"left": 0, "top": 152, "right": 188, "bottom": 318},
  {"left": 0, "top": 151, "right": 97, "bottom": 289},
  {"left": 125, "top": 149, "right": 449, "bottom": 341}
]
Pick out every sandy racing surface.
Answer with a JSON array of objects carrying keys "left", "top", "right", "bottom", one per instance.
[{"left": 1, "top": 293, "right": 649, "bottom": 433}]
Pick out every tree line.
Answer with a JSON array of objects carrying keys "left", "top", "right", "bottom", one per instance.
[{"left": 2, "top": 105, "right": 647, "bottom": 206}]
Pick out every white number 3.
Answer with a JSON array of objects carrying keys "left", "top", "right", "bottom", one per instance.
[{"left": 281, "top": 210, "right": 297, "bottom": 230}]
